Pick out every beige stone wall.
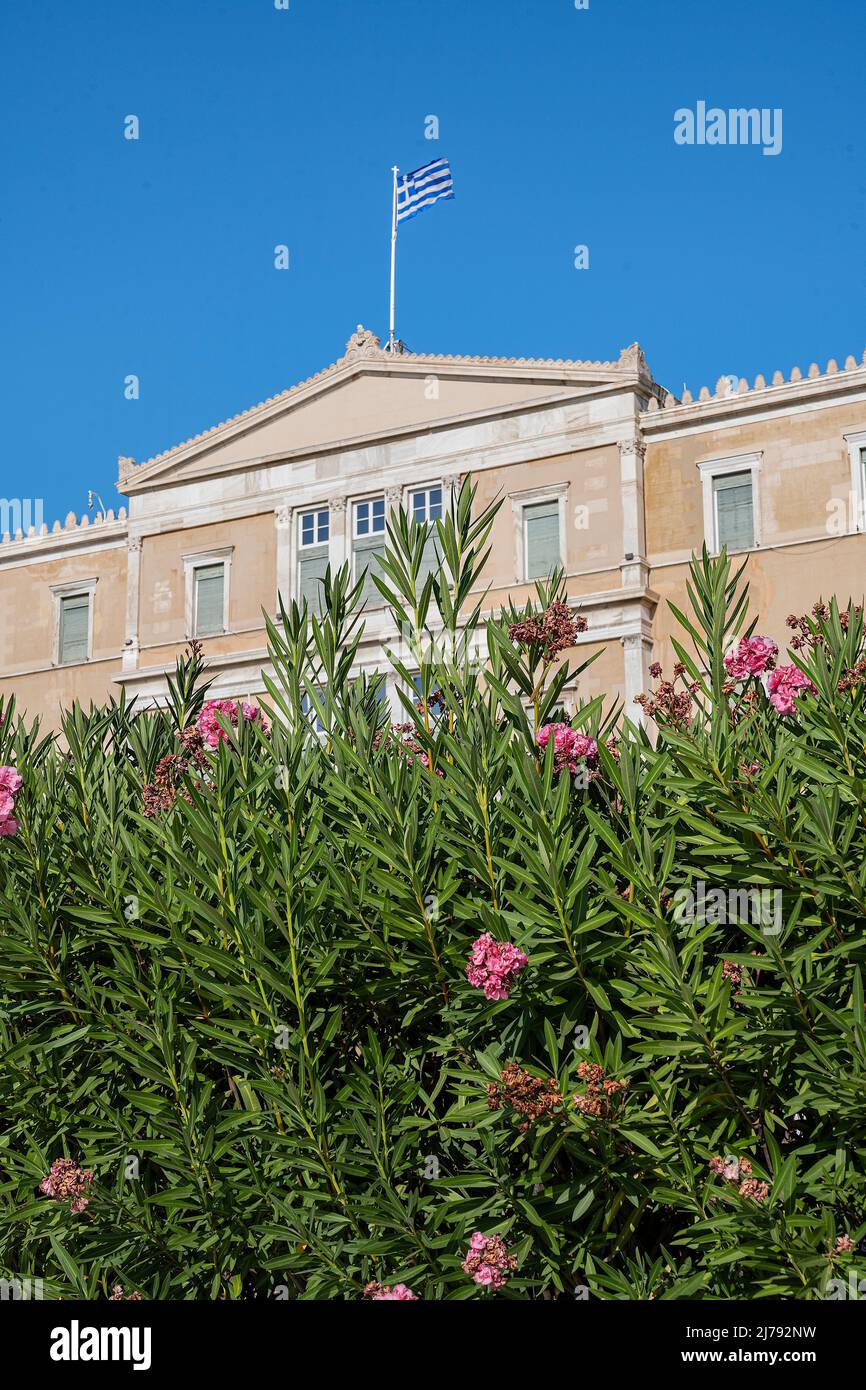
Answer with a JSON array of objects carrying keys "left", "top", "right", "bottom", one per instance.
[
  {"left": 138, "top": 513, "right": 276, "bottom": 668},
  {"left": 649, "top": 535, "right": 866, "bottom": 677},
  {"left": 645, "top": 400, "right": 866, "bottom": 563},
  {"left": 474, "top": 443, "right": 623, "bottom": 596},
  {"left": 0, "top": 543, "right": 127, "bottom": 724}
]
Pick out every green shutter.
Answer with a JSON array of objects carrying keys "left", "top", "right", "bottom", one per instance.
[
  {"left": 714, "top": 472, "right": 754, "bottom": 551},
  {"left": 59, "top": 593, "right": 90, "bottom": 664},
  {"left": 525, "top": 500, "right": 561, "bottom": 579},
  {"left": 195, "top": 564, "right": 225, "bottom": 636},
  {"left": 354, "top": 534, "right": 385, "bottom": 607},
  {"left": 299, "top": 545, "right": 328, "bottom": 613}
]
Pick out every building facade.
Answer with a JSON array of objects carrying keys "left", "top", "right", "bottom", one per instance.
[{"left": 3, "top": 325, "right": 866, "bottom": 729}]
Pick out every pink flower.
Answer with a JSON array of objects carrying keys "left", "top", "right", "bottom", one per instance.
[
  {"left": 364, "top": 1280, "right": 417, "bottom": 1300},
  {"left": 536, "top": 724, "right": 598, "bottom": 776},
  {"left": 196, "top": 699, "right": 269, "bottom": 749},
  {"left": 834, "top": 1235, "right": 855, "bottom": 1255},
  {"left": 0, "top": 766, "right": 23, "bottom": 793},
  {"left": 0, "top": 766, "right": 21, "bottom": 837},
  {"left": 766, "top": 665, "right": 816, "bottom": 714},
  {"left": 39, "top": 1158, "right": 94, "bottom": 1213},
  {"left": 462, "top": 1232, "right": 517, "bottom": 1290},
  {"left": 724, "top": 636, "right": 778, "bottom": 680},
  {"left": 466, "top": 933, "right": 528, "bottom": 1001}
]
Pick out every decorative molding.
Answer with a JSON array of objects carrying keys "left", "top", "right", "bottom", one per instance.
[
  {"left": 643, "top": 350, "right": 866, "bottom": 428},
  {"left": 344, "top": 324, "right": 384, "bottom": 359}
]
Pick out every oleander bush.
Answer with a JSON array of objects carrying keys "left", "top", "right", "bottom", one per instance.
[{"left": 1, "top": 480, "right": 865, "bottom": 1300}]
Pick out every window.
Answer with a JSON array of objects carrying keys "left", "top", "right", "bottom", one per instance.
[
  {"left": 843, "top": 431, "right": 866, "bottom": 533},
  {"left": 411, "top": 486, "right": 443, "bottom": 525},
  {"left": 524, "top": 499, "right": 561, "bottom": 580},
  {"left": 698, "top": 454, "right": 761, "bottom": 554},
  {"left": 298, "top": 508, "right": 330, "bottom": 613},
  {"left": 353, "top": 496, "right": 386, "bottom": 607},
  {"left": 184, "top": 548, "right": 231, "bottom": 638},
  {"left": 193, "top": 563, "right": 225, "bottom": 637},
  {"left": 713, "top": 472, "right": 754, "bottom": 551},
  {"left": 58, "top": 592, "right": 91, "bottom": 664},
  {"left": 411, "top": 485, "right": 443, "bottom": 580},
  {"left": 301, "top": 690, "right": 325, "bottom": 734}
]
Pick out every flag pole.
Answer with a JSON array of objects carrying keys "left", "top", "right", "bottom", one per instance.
[{"left": 388, "top": 165, "right": 398, "bottom": 352}]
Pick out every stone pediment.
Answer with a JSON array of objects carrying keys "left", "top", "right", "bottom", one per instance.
[{"left": 119, "top": 327, "right": 654, "bottom": 493}]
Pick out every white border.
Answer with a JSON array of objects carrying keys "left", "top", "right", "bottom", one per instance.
[
  {"left": 183, "top": 546, "right": 232, "bottom": 638},
  {"left": 50, "top": 577, "right": 97, "bottom": 666},
  {"left": 510, "top": 482, "right": 568, "bottom": 582},
  {"left": 697, "top": 452, "right": 762, "bottom": 553}
]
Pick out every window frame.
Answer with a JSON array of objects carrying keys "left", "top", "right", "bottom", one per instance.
[
  {"left": 510, "top": 483, "right": 568, "bottom": 583},
  {"left": 352, "top": 494, "right": 387, "bottom": 542},
  {"left": 351, "top": 494, "right": 387, "bottom": 604},
  {"left": 51, "top": 578, "right": 97, "bottom": 666},
  {"left": 298, "top": 507, "right": 330, "bottom": 549},
  {"left": 844, "top": 430, "right": 866, "bottom": 533},
  {"left": 408, "top": 483, "right": 444, "bottom": 526},
  {"left": 183, "top": 547, "right": 232, "bottom": 640},
  {"left": 697, "top": 453, "right": 762, "bottom": 554}
]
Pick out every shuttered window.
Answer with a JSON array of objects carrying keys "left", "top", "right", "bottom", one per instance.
[
  {"left": 194, "top": 564, "right": 225, "bottom": 637},
  {"left": 354, "top": 497, "right": 386, "bottom": 607},
  {"left": 298, "top": 509, "right": 329, "bottom": 614},
  {"left": 412, "top": 486, "right": 443, "bottom": 580},
  {"left": 713, "top": 471, "right": 754, "bottom": 551},
  {"left": 524, "top": 499, "right": 561, "bottom": 580},
  {"left": 59, "top": 592, "right": 90, "bottom": 664}
]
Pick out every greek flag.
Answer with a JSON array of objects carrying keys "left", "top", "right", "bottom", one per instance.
[{"left": 396, "top": 158, "right": 454, "bottom": 224}]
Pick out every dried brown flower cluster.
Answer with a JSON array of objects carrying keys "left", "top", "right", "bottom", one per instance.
[
  {"left": 509, "top": 602, "right": 587, "bottom": 661},
  {"left": 709, "top": 1155, "right": 769, "bottom": 1202},
  {"left": 486, "top": 1062, "right": 563, "bottom": 1131},
  {"left": 786, "top": 603, "right": 859, "bottom": 652},
  {"left": 635, "top": 662, "right": 699, "bottom": 727},
  {"left": 142, "top": 727, "right": 207, "bottom": 817},
  {"left": 572, "top": 1060, "right": 630, "bottom": 1120}
]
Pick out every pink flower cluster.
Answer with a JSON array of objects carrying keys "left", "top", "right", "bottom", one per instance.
[
  {"left": 39, "top": 1157, "right": 94, "bottom": 1213},
  {"left": 0, "top": 765, "right": 22, "bottom": 837},
  {"left": 466, "top": 933, "right": 528, "bottom": 1001},
  {"left": 196, "top": 699, "right": 269, "bottom": 749},
  {"left": 709, "top": 1155, "right": 768, "bottom": 1203},
  {"left": 364, "top": 1281, "right": 417, "bottom": 1301},
  {"left": 766, "top": 665, "right": 817, "bottom": 715},
  {"left": 724, "top": 636, "right": 778, "bottom": 679},
  {"left": 536, "top": 724, "right": 599, "bottom": 776},
  {"left": 462, "top": 1232, "right": 517, "bottom": 1290},
  {"left": 109, "top": 1284, "right": 142, "bottom": 1301}
]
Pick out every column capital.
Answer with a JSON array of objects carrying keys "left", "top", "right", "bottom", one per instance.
[
  {"left": 328, "top": 496, "right": 347, "bottom": 513},
  {"left": 618, "top": 436, "right": 646, "bottom": 461},
  {"left": 275, "top": 504, "right": 294, "bottom": 529}
]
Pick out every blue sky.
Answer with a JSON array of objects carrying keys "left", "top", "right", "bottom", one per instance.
[{"left": 2, "top": 0, "right": 865, "bottom": 527}]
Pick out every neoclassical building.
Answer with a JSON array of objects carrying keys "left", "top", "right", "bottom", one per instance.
[{"left": 2, "top": 324, "right": 866, "bottom": 729}]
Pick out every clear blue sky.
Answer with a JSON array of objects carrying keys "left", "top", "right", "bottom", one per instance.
[{"left": 2, "top": 0, "right": 864, "bottom": 527}]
